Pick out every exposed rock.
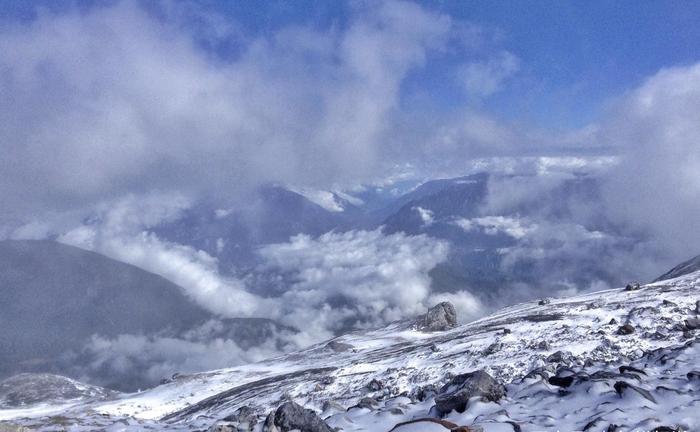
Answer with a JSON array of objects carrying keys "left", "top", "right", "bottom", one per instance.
[
  {"left": 625, "top": 282, "right": 641, "bottom": 291},
  {"left": 617, "top": 324, "right": 635, "bottom": 335},
  {"left": 389, "top": 418, "right": 475, "bottom": 432},
  {"left": 684, "top": 317, "right": 700, "bottom": 330},
  {"left": 350, "top": 397, "right": 378, "bottom": 410},
  {"left": 619, "top": 365, "right": 646, "bottom": 376},
  {"left": 537, "top": 340, "right": 550, "bottom": 350},
  {"left": 419, "top": 302, "right": 458, "bottom": 332},
  {"left": 608, "top": 318, "right": 618, "bottom": 325},
  {"left": 367, "top": 378, "right": 384, "bottom": 391},
  {"left": 263, "top": 401, "right": 332, "bottom": 432},
  {"left": 546, "top": 351, "right": 573, "bottom": 363},
  {"left": 208, "top": 424, "right": 236, "bottom": 432},
  {"left": 221, "top": 405, "right": 257, "bottom": 431},
  {"left": 538, "top": 298, "right": 551, "bottom": 306},
  {"left": 326, "top": 340, "right": 354, "bottom": 352},
  {"left": 483, "top": 342, "right": 502, "bottom": 356},
  {"left": 661, "top": 299, "right": 677, "bottom": 307},
  {"left": 613, "top": 381, "right": 656, "bottom": 403},
  {"left": 696, "top": 300, "right": 700, "bottom": 314},
  {"left": 548, "top": 375, "right": 574, "bottom": 388},
  {"left": 321, "top": 400, "right": 345, "bottom": 414},
  {"left": 410, "top": 384, "right": 438, "bottom": 402},
  {"left": 434, "top": 370, "right": 506, "bottom": 415},
  {"left": 687, "top": 371, "right": 700, "bottom": 380}
]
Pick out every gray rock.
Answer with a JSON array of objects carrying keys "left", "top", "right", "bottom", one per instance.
[
  {"left": 221, "top": 406, "right": 257, "bottom": 431},
  {"left": 684, "top": 317, "right": 700, "bottom": 330},
  {"left": 625, "top": 282, "right": 641, "bottom": 291},
  {"left": 434, "top": 370, "right": 506, "bottom": 415},
  {"left": 321, "top": 400, "right": 345, "bottom": 414},
  {"left": 687, "top": 371, "right": 700, "bottom": 380},
  {"left": 538, "top": 298, "right": 551, "bottom": 306},
  {"left": 264, "top": 401, "right": 332, "bottom": 432},
  {"left": 616, "top": 324, "right": 635, "bottom": 335},
  {"left": 325, "top": 340, "right": 354, "bottom": 352},
  {"left": 208, "top": 425, "right": 236, "bottom": 432},
  {"left": 350, "top": 397, "right": 379, "bottom": 410},
  {"left": 419, "top": 302, "right": 457, "bottom": 332},
  {"left": 546, "top": 351, "right": 572, "bottom": 363},
  {"left": 483, "top": 342, "right": 502, "bottom": 356},
  {"left": 367, "top": 378, "right": 384, "bottom": 391},
  {"left": 548, "top": 375, "right": 574, "bottom": 388},
  {"left": 613, "top": 381, "right": 656, "bottom": 403}
]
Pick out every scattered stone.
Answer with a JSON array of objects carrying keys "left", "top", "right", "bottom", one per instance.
[
  {"left": 419, "top": 302, "right": 458, "bottom": 332},
  {"left": 608, "top": 318, "right": 617, "bottom": 325},
  {"left": 625, "top": 282, "right": 641, "bottom": 291},
  {"left": 661, "top": 299, "right": 677, "bottom": 307},
  {"left": 538, "top": 298, "right": 551, "bottom": 306},
  {"left": 548, "top": 375, "right": 574, "bottom": 388},
  {"left": 389, "top": 407, "right": 404, "bottom": 415},
  {"left": 616, "top": 324, "right": 635, "bottom": 335},
  {"left": 537, "top": 340, "right": 550, "bottom": 350},
  {"left": 350, "top": 397, "right": 378, "bottom": 411},
  {"left": 695, "top": 300, "right": 700, "bottom": 314},
  {"left": 410, "top": 384, "right": 438, "bottom": 402},
  {"left": 263, "top": 401, "right": 332, "bottom": 432},
  {"left": 613, "top": 381, "right": 656, "bottom": 403},
  {"left": 429, "top": 343, "right": 440, "bottom": 352},
  {"left": 367, "top": 378, "right": 384, "bottom": 391},
  {"left": 321, "top": 400, "right": 345, "bottom": 414},
  {"left": 434, "top": 370, "right": 506, "bottom": 415},
  {"left": 483, "top": 342, "right": 502, "bottom": 356},
  {"left": 619, "top": 365, "right": 646, "bottom": 376},
  {"left": 687, "top": 371, "right": 700, "bottom": 380},
  {"left": 684, "top": 317, "right": 700, "bottom": 330},
  {"left": 389, "top": 417, "right": 482, "bottom": 432},
  {"left": 546, "top": 351, "right": 572, "bottom": 363}
]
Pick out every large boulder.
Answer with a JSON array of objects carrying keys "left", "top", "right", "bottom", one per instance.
[
  {"left": 263, "top": 401, "right": 332, "bottom": 432},
  {"left": 434, "top": 370, "right": 506, "bottom": 415},
  {"left": 419, "top": 302, "right": 458, "bottom": 332}
]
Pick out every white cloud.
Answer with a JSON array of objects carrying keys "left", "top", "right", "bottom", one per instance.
[
  {"left": 258, "top": 229, "right": 451, "bottom": 340},
  {"left": 600, "top": 62, "right": 700, "bottom": 264},
  {"left": 459, "top": 51, "right": 520, "bottom": 98},
  {"left": 455, "top": 215, "right": 532, "bottom": 239},
  {"left": 413, "top": 206, "right": 435, "bottom": 225},
  {"left": 51, "top": 197, "right": 454, "bottom": 346},
  {"left": 0, "top": 0, "right": 465, "bottom": 224}
]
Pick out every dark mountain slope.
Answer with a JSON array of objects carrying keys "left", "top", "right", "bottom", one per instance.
[{"left": 0, "top": 240, "right": 211, "bottom": 381}]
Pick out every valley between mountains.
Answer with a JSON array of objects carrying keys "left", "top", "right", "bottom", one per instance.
[{"left": 2, "top": 264, "right": 700, "bottom": 431}]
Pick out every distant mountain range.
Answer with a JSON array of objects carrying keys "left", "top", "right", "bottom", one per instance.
[{"left": 2, "top": 256, "right": 698, "bottom": 431}]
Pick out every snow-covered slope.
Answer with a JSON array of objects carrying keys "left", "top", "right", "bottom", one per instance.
[{"left": 2, "top": 271, "right": 700, "bottom": 431}]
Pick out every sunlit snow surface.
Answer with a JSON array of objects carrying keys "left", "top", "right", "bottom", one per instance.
[{"left": 2, "top": 272, "right": 700, "bottom": 431}]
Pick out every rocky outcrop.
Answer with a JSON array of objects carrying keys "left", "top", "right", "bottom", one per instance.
[
  {"left": 262, "top": 401, "right": 332, "bottom": 432},
  {"left": 434, "top": 370, "right": 506, "bottom": 415},
  {"left": 419, "top": 302, "right": 457, "bottom": 332}
]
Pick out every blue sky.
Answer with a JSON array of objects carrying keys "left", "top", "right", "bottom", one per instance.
[{"left": 2, "top": 0, "right": 700, "bottom": 130}]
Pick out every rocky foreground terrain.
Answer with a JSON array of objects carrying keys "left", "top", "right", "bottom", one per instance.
[{"left": 2, "top": 268, "right": 700, "bottom": 431}]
